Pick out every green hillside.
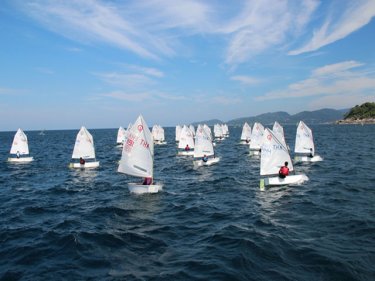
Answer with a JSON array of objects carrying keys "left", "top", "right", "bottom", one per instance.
[{"left": 344, "top": 102, "right": 375, "bottom": 120}]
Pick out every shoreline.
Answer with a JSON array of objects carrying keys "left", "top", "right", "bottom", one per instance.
[{"left": 335, "top": 118, "right": 375, "bottom": 125}]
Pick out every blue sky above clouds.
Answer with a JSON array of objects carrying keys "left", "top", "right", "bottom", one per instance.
[{"left": 0, "top": 0, "right": 375, "bottom": 130}]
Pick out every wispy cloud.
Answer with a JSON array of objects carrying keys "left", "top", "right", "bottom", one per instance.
[
  {"left": 212, "top": 96, "right": 241, "bottom": 105},
  {"left": 103, "top": 90, "right": 186, "bottom": 102},
  {"left": 125, "top": 65, "right": 164, "bottom": 78},
  {"left": 223, "top": 0, "right": 319, "bottom": 64},
  {"left": 231, "top": 75, "right": 261, "bottom": 85},
  {"left": 257, "top": 60, "right": 375, "bottom": 101},
  {"left": 289, "top": 0, "right": 375, "bottom": 55},
  {"left": 95, "top": 72, "right": 155, "bottom": 89},
  {"left": 35, "top": 67, "right": 54, "bottom": 75}
]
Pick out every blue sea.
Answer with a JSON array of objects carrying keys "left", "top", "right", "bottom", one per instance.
[{"left": 0, "top": 124, "right": 374, "bottom": 280}]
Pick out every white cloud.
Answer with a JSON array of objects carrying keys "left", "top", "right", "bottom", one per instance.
[
  {"left": 309, "top": 93, "right": 375, "bottom": 110},
  {"left": 231, "top": 75, "right": 261, "bottom": 85},
  {"left": 103, "top": 91, "right": 152, "bottom": 102},
  {"left": 125, "top": 65, "right": 164, "bottom": 78},
  {"left": 95, "top": 72, "right": 155, "bottom": 89},
  {"left": 289, "top": 0, "right": 375, "bottom": 55},
  {"left": 257, "top": 61, "right": 375, "bottom": 101}
]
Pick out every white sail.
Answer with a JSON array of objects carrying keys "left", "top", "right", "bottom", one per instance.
[
  {"left": 214, "top": 124, "right": 224, "bottom": 138},
  {"left": 152, "top": 125, "right": 165, "bottom": 142},
  {"left": 250, "top": 122, "right": 264, "bottom": 150},
  {"left": 189, "top": 125, "right": 195, "bottom": 136},
  {"left": 295, "top": 121, "right": 315, "bottom": 156},
  {"left": 118, "top": 115, "right": 154, "bottom": 178},
  {"left": 203, "top": 124, "right": 212, "bottom": 141},
  {"left": 175, "top": 125, "right": 182, "bottom": 142},
  {"left": 178, "top": 125, "right": 195, "bottom": 149},
  {"left": 116, "top": 126, "right": 127, "bottom": 144},
  {"left": 194, "top": 126, "right": 214, "bottom": 158},
  {"left": 261, "top": 128, "right": 293, "bottom": 176},
  {"left": 241, "top": 122, "right": 252, "bottom": 141},
  {"left": 272, "top": 121, "right": 287, "bottom": 147},
  {"left": 72, "top": 126, "right": 96, "bottom": 159},
  {"left": 10, "top": 128, "right": 30, "bottom": 155}
]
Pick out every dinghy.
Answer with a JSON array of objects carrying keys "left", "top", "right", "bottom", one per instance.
[
  {"left": 152, "top": 125, "right": 167, "bottom": 145},
  {"left": 249, "top": 122, "right": 264, "bottom": 156},
  {"left": 260, "top": 128, "right": 308, "bottom": 190},
  {"left": 214, "top": 124, "right": 224, "bottom": 141},
  {"left": 118, "top": 115, "right": 162, "bottom": 194},
  {"left": 193, "top": 125, "right": 220, "bottom": 168},
  {"left": 116, "top": 126, "right": 127, "bottom": 147},
  {"left": 240, "top": 122, "right": 252, "bottom": 144},
  {"left": 294, "top": 121, "right": 323, "bottom": 162},
  {"left": 177, "top": 125, "right": 195, "bottom": 156},
  {"left": 8, "top": 128, "right": 33, "bottom": 162},
  {"left": 69, "top": 126, "right": 99, "bottom": 168}
]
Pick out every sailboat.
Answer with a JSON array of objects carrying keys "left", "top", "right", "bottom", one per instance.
[
  {"left": 118, "top": 115, "right": 162, "bottom": 194},
  {"left": 116, "top": 126, "right": 127, "bottom": 147},
  {"left": 260, "top": 128, "right": 308, "bottom": 190},
  {"left": 177, "top": 125, "right": 195, "bottom": 156},
  {"left": 193, "top": 125, "right": 220, "bottom": 167},
  {"left": 175, "top": 125, "right": 182, "bottom": 143},
  {"left": 249, "top": 122, "right": 264, "bottom": 156},
  {"left": 8, "top": 128, "right": 33, "bottom": 162},
  {"left": 69, "top": 126, "right": 99, "bottom": 168},
  {"left": 213, "top": 124, "right": 224, "bottom": 141},
  {"left": 152, "top": 125, "right": 167, "bottom": 145},
  {"left": 240, "top": 122, "right": 252, "bottom": 144},
  {"left": 294, "top": 121, "right": 323, "bottom": 162}
]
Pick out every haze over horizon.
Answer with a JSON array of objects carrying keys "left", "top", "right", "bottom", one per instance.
[{"left": 1, "top": 0, "right": 375, "bottom": 131}]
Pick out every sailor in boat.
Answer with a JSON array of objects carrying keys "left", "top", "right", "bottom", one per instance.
[
  {"left": 202, "top": 154, "right": 208, "bottom": 162},
  {"left": 246, "top": 138, "right": 250, "bottom": 144},
  {"left": 185, "top": 144, "right": 190, "bottom": 151},
  {"left": 79, "top": 157, "right": 86, "bottom": 165},
  {"left": 16, "top": 151, "right": 20, "bottom": 159},
  {"left": 278, "top": 161, "right": 289, "bottom": 179},
  {"left": 309, "top": 148, "right": 314, "bottom": 158},
  {"left": 143, "top": 177, "right": 152, "bottom": 185}
]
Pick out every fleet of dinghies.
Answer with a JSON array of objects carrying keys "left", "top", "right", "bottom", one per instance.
[{"left": 6, "top": 119, "right": 322, "bottom": 193}]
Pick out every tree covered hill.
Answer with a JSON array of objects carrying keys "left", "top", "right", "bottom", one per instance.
[{"left": 344, "top": 102, "right": 375, "bottom": 120}]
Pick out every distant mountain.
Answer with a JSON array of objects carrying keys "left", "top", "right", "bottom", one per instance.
[
  {"left": 191, "top": 119, "right": 223, "bottom": 126},
  {"left": 344, "top": 102, "right": 375, "bottom": 119},
  {"left": 222, "top": 108, "right": 348, "bottom": 126}
]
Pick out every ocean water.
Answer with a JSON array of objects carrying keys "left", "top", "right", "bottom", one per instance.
[{"left": 0, "top": 125, "right": 374, "bottom": 281}]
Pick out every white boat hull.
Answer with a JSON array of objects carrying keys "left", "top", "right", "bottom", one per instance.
[
  {"left": 294, "top": 155, "right": 323, "bottom": 163},
  {"left": 8, "top": 157, "right": 34, "bottom": 163},
  {"left": 154, "top": 141, "right": 167, "bottom": 145},
  {"left": 249, "top": 149, "right": 260, "bottom": 156},
  {"left": 193, "top": 157, "right": 220, "bottom": 168},
  {"left": 260, "top": 174, "right": 309, "bottom": 189},
  {"left": 177, "top": 150, "right": 194, "bottom": 156},
  {"left": 69, "top": 161, "right": 100, "bottom": 168},
  {"left": 128, "top": 183, "right": 163, "bottom": 194}
]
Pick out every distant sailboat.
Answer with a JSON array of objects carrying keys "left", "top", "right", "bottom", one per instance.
[
  {"left": 193, "top": 125, "right": 220, "bottom": 167},
  {"left": 175, "top": 125, "right": 182, "bottom": 143},
  {"left": 177, "top": 125, "right": 195, "bottom": 156},
  {"left": 116, "top": 126, "right": 127, "bottom": 146},
  {"left": 118, "top": 115, "right": 162, "bottom": 194},
  {"left": 240, "top": 122, "right": 252, "bottom": 144},
  {"left": 294, "top": 121, "right": 323, "bottom": 162},
  {"left": 152, "top": 125, "right": 167, "bottom": 145},
  {"left": 260, "top": 128, "right": 308, "bottom": 190},
  {"left": 249, "top": 122, "right": 264, "bottom": 156},
  {"left": 70, "top": 126, "right": 99, "bottom": 168},
  {"left": 8, "top": 128, "right": 33, "bottom": 162}
]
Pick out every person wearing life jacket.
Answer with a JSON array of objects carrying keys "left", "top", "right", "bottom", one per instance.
[
  {"left": 202, "top": 154, "right": 208, "bottom": 162},
  {"left": 278, "top": 161, "right": 289, "bottom": 178},
  {"left": 185, "top": 144, "right": 190, "bottom": 151},
  {"left": 79, "top": 157, "right": 85, "bottom": 165},
  {"left": 143, "top": 177, "right": 153, "bottom": 185}
]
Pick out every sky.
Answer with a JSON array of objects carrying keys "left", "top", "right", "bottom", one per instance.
[{"left": 1, "top": 0, "right": 375, "bottom": 131}]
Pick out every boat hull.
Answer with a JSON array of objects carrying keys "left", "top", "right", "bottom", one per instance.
[
  {"left": 260, "top": 174, "right": 309, "bottom": 189},
  {"left": 249, "top": 149, "right": 260, "bottom": 156},
  {"left": 177, "top": 150, "right": 194, "bottom": 156},
  {"left": 154, "top": 141, "right": 167, "bottom": 145},
  {"left": 193, "top": 157, "right": 220, "bottom": 168},
  {"left": 128, "top": 183, "right": 163, "bottom": 194},
  {"left": 69, "top": 161, "right": 100, "bottom": 168},
  {"left": 8, "top": 157, "right": 33, "bottom": 163},
  {"left": 294, "top": 155, "right": 323, "bottom": 163},
  {"left": 240, "top": 140, "right": 250, "bottom": 145}
]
